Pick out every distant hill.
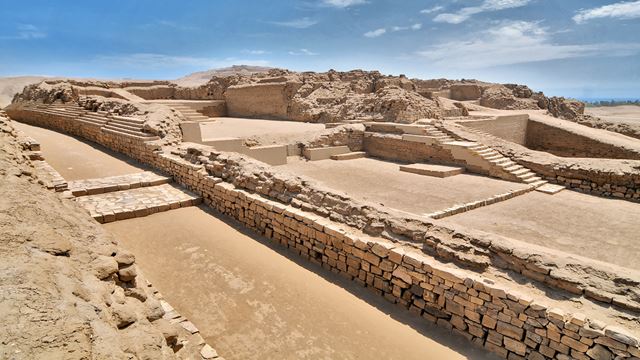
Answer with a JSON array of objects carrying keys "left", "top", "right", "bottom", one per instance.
[
  {"left": 0, "top": 76, "right": 55, "bottom": 108},
  {"left": 173, "top": 65, "right": 273, "bottom": 87}
]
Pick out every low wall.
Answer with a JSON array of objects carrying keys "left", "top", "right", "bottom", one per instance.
[
  {"left": 363, "top": 132, "right": 455, "bottom": 164},
  {"left": 7, "top": 104, "right": 640, "bottom": 360},
  {"left": 526, "top": 119, "right": 640, "bottom": 160},
  {"left": 225, "top": 83, "right": 291, "bottom": 119}
]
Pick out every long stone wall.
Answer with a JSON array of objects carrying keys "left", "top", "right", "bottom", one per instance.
[
  {"left": 6, "top": 104, "right": 640, "bottom": 360},
  {"left": 526, "top": 119, "right": 640, "bottom": 160}
]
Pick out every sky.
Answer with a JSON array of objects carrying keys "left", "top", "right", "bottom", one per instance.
[{"left": 1, "top": 0, "right": 639, "bottom": 99}]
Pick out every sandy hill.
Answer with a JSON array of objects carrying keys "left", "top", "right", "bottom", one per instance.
[
  {"left": 173, "top": 65, "right": 273, "bottom": 87},
  {"left": 0, "top": 76, "right": 56, "bottom": 108}
]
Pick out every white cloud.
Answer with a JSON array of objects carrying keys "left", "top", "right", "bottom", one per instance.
[
  {"left": 242, "top": 49, "right": 269, "bottom": 55},
  {"left": 364, "top": 28, "right": 387, "bottom": 38},
  {"left": 94, "top": 53, "right": 270, "bottom": 69},
  {"left": 573, "top": 1, "right": 640, "bottom": 24},
  {"left": 321, "top": 0, "right": 367, "bottom": 8},
  {"left": 270, "top": 17, "right": 318, "bottom": 29},
  {"left": 421, "top": 6, "right": 444, "bottom": 14},
  {"left": 417, "top": 21, "right": 640, "bottom": 68},
  {"left": 365, "top": 23, "right": 421, "bottom": 38},
  {"left": 0, "top": 24, "right": 47, "bottom": 40},
  {"left": 288, "top": 48, "right": 318, "bottom": 56},
  {"left": 433, "top": 0, "right": 531, "bottom": 24}
]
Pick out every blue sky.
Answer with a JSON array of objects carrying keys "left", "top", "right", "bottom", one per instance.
[{"left": 1, "top": 0, "right": 639, "bottom": 99}]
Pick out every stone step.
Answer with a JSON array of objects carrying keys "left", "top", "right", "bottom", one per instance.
[
  {"left": 504, "top": 165, "right": 524, "bottom": 172},
  {"left": 535, "top": 183, "right": 565, "bottom": 194},
  {"left": 110, "top": 115, "right": 146, "bottom": 125},
  {"left": 517, "top": 172, "right": 536, "bottom": 180},
  {"left": 103, "top": 124, "right": 150, "bottom": 137},
  {"left": 330, "top": 151, "right": 366, "bottom": 160},
  {"left": 106, "top": 120, "right": 144, "bottom": 132},
  {"left": 522, "top": 176, "right": 543, "bottom": 184},
  {"left": 68, "top": 171, "right": 172, "bottom": 196},
  {"left": 510, "top": 168, "right": 530, "bottom": 176},
  {"left": 102, "top": 127, "right": 159, "bottom": 141},
  {"left": 399, "top": 163, "right": 465, "bottom": 178},
  {"left": 75, "top": 183, "right": 202, "bottom": 223}
]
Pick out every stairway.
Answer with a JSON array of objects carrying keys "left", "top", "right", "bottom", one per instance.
[
  {"left": 171, "top": 104, "right": 214, "bottom": 122},
  {"left": 103, "top": 115, "right": 159, "bottom": 140},
  {"left": 442, "top": 141, "right": 547, "bottom": 186}
]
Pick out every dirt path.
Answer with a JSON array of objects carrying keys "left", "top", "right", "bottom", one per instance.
[
  {"left": 13, "top": 122, "right": 147, "bottom": 180},
  {"left": 106, "top": 206, "right": 496, "bottom": 360}
]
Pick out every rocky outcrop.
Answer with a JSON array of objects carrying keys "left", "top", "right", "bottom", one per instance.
[
  {"left": 547, "top": 97, "right": 585, "bottom": 120},
  {"left": 207, "top": 69, "right": 443, "bottom": 123},
  {"left": 479, "top": 84, "right": 543, "bottom": 110}
]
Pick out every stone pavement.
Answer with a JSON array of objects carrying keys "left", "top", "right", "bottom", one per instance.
[
  {"left": 68, "top": 171, "right": 171, "bottom": 196},
  {"left": 75, "top": 183, "right": 202, "bottom": 223}
]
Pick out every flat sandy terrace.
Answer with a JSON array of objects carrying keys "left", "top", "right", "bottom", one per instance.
[
  {"left": 13, "top": 122, "right": 147, "bottom": 180},
  {"left": 585, "top": 105, "right": 640, "bottom": 125},
  {"left": 199, "top": 117, "right": 326, "bottom": 144},
  {"left": 443, "top": 189, "right": 640, "bottom": 270},
  {"left": 106, "top": 206, "right": 496, "bottom": 360},
  {"left": 278, "top": 157, "right": 529, "bottom": 217}
]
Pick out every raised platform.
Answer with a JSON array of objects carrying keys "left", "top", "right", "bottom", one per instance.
[
  {"left": 535, "top": 183, "right": 565, "bottom": 194},
  {"left": 330, "top": 151, "right": 366, "bottom": 160},
  {"left": 399, "top": 163, "right": 465, "bottom": 178},
  {"left": 68, "top": 171, "right": 172, "bottom": 196},
  {"left": 303, "top": 146, "right": 350, "bottom": 161},
  {"left": 75, "top": 183, "right": 202, "bottom": 223}
]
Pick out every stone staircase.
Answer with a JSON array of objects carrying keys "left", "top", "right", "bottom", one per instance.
[
  {"left": 363, "top": 120, "right": 546, "bottom": 186},
  {"left": 440, "top": 141, "right": 546, "bottom": 186},
  {"left": 149, "top": 101, "right": 223, "bottom": 122},
  {"left": 13, "top": 102, "right": 159, "bottom": 141},
  {"left": 104, "top": 115, "right": 158, "bottom": 140},
  {"left": 71, "top": 171, "right": 202, "bottom": 223}
]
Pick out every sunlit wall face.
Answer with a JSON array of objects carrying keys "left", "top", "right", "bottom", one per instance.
[{"left": 0, "top": 0, "right": 638, "bottom": 99}]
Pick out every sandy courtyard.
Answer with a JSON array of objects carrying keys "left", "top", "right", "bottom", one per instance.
[
  {"left": 443, "top": 190, "right": 640, "bottom": 270},
  {"left": 106, "top": 206, "right": 495, "bottom": 360},
  {"left": 200, "top": 117, "right": 325, "bottom": 144},
  {"left": 279, "top": 157, "right": 529, "bottom": 216}
]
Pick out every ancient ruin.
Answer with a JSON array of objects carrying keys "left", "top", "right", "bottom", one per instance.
[{"left": 1, "top": 66, "right": 639, "bottom": 360}]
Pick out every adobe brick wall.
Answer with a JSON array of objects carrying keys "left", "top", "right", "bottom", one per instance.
[
  {"left": 526, "top": 119, "right": 640, "bottom": 160},
  {"left": 7, "top": 104, "right": 640, "bottom": 360}
]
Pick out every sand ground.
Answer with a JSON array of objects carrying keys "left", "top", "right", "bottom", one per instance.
[
  {"left": 585, "top": 105, "right": 640, "bottom": 125},
  {"left": 14, "top": 122, "right": 147, "bottom": 180},
  {"left": 443, "top": 190, "right": 640, "bottom": 270},
  {"left": 278, "top": 157, "right": 529, "bottom": 216},
  {"left": 106, "top": 206, "right": 496, "bottom": 360},
  {"left": 200, "top": 118, "right": 325, "bottom": 145}
]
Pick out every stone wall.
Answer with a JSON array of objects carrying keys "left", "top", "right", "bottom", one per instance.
[
  {"left": 225, "top": 83, "right": 291, "bottom": 119},
  {"left": 363, "top": 133, "right": 456, "bottom": 164},
  {"left": 526, "top": 119, "right": 640, "bottom": 160},
  {"left": 302, "top": 124, "right": 365, "bottom": 151},
  {"left": 6, "top": 105, "right": 640, "bottom": 359}
]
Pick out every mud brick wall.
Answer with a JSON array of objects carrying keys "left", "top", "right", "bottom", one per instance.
[
  {"left": 526, "top": 120, "right": 640, "bottom": 160},
  {"left": 303, "top": 125, "right": 364, "bottom": 151},
  {"left": 363, "top": 133, "right": 456, "bottom": 164}
]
